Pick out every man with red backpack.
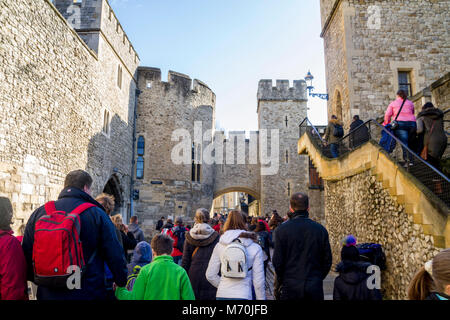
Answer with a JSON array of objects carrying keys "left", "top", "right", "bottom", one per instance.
[{"left": 22, "top": 170, "right": 128, "bottom": 300}]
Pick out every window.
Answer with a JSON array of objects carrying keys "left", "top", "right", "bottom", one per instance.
[
  {"left": 136, "top": 156, "right": 144, "bottom": 179},
  {"left": 398, "top": 71, "right": 412, "bottom": 97},
  {"left": 309, "top": 158, "right": 323, "bottom": 190},
  {"left": 285, "top": 150, "right": 289, "bottom": 164},
  {"left": 117, "top": 65, "right": 122, "bottom": 89},
  {"left": 102, "top": 110, "right": 110, "bottom": 136},
  {"left": 285, "top": 116, "right": 288, "bottom": 127},
  {"left": 146, "top": 80, "right": 152, "bottom": 89},
  {"left": 191, "top": 143, "right": 201, "bottom": 182},
  {"left": 137, "top": 136, "right": 145, "bottom": 155},
  {"left": 287, "top": 182, "right": 291, "bottom": 196}
]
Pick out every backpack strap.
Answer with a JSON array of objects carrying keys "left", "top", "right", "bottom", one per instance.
[
  {"left": 44, "top": 201, "right": 57, "bottom": 215},
  {"left": 71, "top": 203, "right": 97, "bottom": 215}
]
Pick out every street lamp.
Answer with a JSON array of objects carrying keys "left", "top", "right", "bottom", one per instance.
[{"left": 304, "top": 70, "right": 328, "bottom": 100}]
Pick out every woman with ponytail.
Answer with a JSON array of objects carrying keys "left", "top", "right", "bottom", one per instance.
[{"left": 408, "top": 249, "right": 450, "bottom": 300}]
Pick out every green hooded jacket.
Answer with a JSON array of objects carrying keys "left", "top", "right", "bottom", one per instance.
[{"left": 115, "top": 255, "right": 195, "bottom": 300}]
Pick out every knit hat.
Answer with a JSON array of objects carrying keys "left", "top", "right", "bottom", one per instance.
[{"left": 341, "top": 235, "right": 360, "bottom": 262}]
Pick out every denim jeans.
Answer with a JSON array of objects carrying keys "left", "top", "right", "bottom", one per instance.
[
  {"left": 330, "top": 143, "right": 339, "bottom": 158},
  {"left": 393, "top": 121, "right": 416, "bottom": 162}
]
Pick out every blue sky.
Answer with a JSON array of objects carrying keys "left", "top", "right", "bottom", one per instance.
[{"left": 109, "top": 0, "right": 328, "bottom": 131}]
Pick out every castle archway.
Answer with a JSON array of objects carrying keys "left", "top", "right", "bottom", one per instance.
[{"left": 102, "top": 174, "right": 124, "bottom": 215}]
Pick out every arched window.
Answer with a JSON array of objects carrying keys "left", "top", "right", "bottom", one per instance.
[
  {"left": 285, "top": 150, "right": 289, "bottom": 164},
  {"left": 136, "top": 156, "right": 144, "bottom": 179},
  {"left": 117, "top": 65, "right": 123, "bottom": 89},
  {"left": 137, "top": 136, "right": 145, "bottom": 156}
]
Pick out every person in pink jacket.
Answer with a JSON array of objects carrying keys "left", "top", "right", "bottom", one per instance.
[
  {"left": 383, "top": 89, "right": 417, "bottom": 164},
  {"left": 0, "top": 197, "right": 28, "bottom": 300}
]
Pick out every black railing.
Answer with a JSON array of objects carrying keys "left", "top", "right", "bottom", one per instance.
[{"left": 299, "top": 117, "right": 450, "bottom": 208}]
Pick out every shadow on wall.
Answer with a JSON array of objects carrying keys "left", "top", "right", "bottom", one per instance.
[{"left": 85, "top": 113, "right": 134, "bottom": 220}]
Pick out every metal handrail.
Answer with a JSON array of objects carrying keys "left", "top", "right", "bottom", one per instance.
[
  {"left": 298, "top": 117, "right": 325, "bottom": 143},
  {"left": 299, "top": 117, "right": 450, "bottom": 184}
]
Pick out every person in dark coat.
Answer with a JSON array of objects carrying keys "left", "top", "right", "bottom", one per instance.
[
  {"left": 156, "top": 216, "right": 165, "bottom": 231},
  {"left": 349, "top": 115, "right": 370, "bottom": 149},
  {"left": 416, "top": 102, "right": 447, "bottom": 170},
  {"left": 128, "top": 216, "right": 145, "bottom": 242},
  {"left": 333, "top": 235, "right": 382, "bottom": 300},
  {"left": 181, "top": 208, "right": 219, "bottom": 300},
  {"left": 272, "top": 192, "right": 332, "bottom": 300},
  {"left": 254, "top": 221, "right": 272, "bottom": 270},
  {"left": 112, "top": 214, "right": 138, "bottom": 260},
  {"left": 22, "top": 170, "right": 128, "bottom": 300}
]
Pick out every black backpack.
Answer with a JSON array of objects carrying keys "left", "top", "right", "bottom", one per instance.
[
  {"left": 333, "top": 124, "right": 344, "bottom": 138},
  {"left": 356, "top": 243, "right": 386, "bottom": 270},
  {"left": 173, "top": 227, "right": 186, "bottom": 252}
]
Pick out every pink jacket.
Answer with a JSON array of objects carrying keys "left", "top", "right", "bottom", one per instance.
[
  {"left": 0, "top": 230, "right": 28, "bottom": 300},
  {"left": 384, "top": 98, "right": 416, "bottom": 125}
]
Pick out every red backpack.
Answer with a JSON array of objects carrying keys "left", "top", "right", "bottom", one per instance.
[{"left": 32, "top": 201, "right": 96, "bottom": 288}]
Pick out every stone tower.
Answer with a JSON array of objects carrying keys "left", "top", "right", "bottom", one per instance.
[
  {"left": 320, "top": 0, "right": 449, "bottom": 128},
  {"left": 133, "top": 67, "right": 216, "bottom": 234},
  {"left": 257, "top": 80, "right": 311, "bottom": 217}
]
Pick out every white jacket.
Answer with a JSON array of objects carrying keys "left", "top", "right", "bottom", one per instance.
[{"left": 206, "top": 229, "right": 266, "bottom": 300}]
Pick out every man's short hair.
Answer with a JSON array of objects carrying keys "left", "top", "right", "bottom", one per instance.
[
  {"left": 161, "top": 216, "right": 165, "bottom": 220},
  {"left": 64, "top": 170, "right": 93, "bottom": 190},
  {"left": 353, "top": 115, "right": 360, "bottom": 121},
  {"left": 151, "top": 233, "right": 174, "bottom": 256},
  {"left": 175, "top": 216, "right": 183, "bottom": 225},
  {"left": 331, "top": 115, "right": 338, "bottom": 120},
  {"left": 290, "top": 192, "right": 309, "bottom": 211},
  {"left": 130, "top": 216, "right": 138, "bottom": 224}
]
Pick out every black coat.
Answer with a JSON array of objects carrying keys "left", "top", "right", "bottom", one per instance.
[
  {"left": 349, "top": 119, "right": 370, "bottom": 148},
  {"left": 120, "top": 230, "right": 137, "bottom": 258},
  {"left": 181, "top": 230, "right": 219, "bottom": 300},
  {"left": 272, "top": 211, "right": 332, "bottom": 300},
  {"left": 333, "top": 261, "right": 382, "bottom": 300},
  {"left": 22, "top": 187, "right": 128, "bottom": 300}
]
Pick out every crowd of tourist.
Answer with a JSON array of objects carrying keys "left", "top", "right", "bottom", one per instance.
[{"left": 0, "top": 169, "right": 449, "bottom": 301}]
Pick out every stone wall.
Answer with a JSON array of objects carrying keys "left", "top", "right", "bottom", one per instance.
[
  {"left": 325, "top": 170, "right": 440, "bottom": 299},
  {"left": 0, "top": 0, "right": 137, "bottom": 229},
  {"left": 321, "top": 0, "right": 450, "bottom": 128}
]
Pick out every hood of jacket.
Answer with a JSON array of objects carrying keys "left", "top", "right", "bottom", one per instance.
[
  {"left": 188, "top": 223, "right": 214, "bottom": 240},
  {"left": 219, "top": 229, "right": 257, "bottom": 247},
  {"left": 186, "top": 223, "right": 219, "bottom": 247},
  {"left": 130, "top": 241, "right": 152, "bottom": 266},
  {"left": 128, "top": 223, "right": 141, "bottom": 233},
  {"left": 418, "top": 107, "right": 444, "bottom": 120},
  {"left": 336, "top": 261, "right": 371, "bottom": 284}
]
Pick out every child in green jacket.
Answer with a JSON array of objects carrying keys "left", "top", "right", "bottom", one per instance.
[{"left": 115, "top": 233, "right": 195, "bottom": 300}]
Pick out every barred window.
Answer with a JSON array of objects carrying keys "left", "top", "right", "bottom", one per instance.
[
  {"left": 136, "top": 156, "right": 144, "bottom": 179},
  {"left": 137, "top": 136, "right": 145, "bottom": 156},
  {"left": 398, "top": 71, "right": 412, "bottom": 97}
]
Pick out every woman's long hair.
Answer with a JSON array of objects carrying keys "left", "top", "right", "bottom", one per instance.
[
  {"left": 408, "top": 249, "right": 450, "bottom": 299},
  {"left": 222, "top": 210, "right": 247, "bottom": 232}
]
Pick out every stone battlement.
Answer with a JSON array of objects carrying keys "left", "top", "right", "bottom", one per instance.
[
  {"left": 257, "top": 79, "right": 307, "bottom": 101},
  {"left": 138, "top": 67, "right": 215, "bottom": 98},
  {"left": 53, "top": 0, "right": 139, "bottom": 74}
]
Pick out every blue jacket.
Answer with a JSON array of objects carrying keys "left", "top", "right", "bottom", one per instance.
[{"left": 22, "top": 187, "right": 128, "bottom": 300}]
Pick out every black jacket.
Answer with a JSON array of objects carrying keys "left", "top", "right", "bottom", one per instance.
[
  {"left": 333, "top": 261, "right": 382, "bottom": 300},
  {"left": 272, "top": 211, "right": 332, "bottom": 300},
  {"left": 22, "top": 187, "right": 128, "bottom": 300},
  {"left": 120, "top": 230, "right": 137, "bottom": 257},
  {"left": 349, "top": 119, "right": 370, "bottom": 148},
  {"left": 181, "top": 230, "right": 219, "bottom": 300}
]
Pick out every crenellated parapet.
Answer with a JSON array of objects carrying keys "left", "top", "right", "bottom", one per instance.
[
  {"left": 257, "top": 79, "right": 308, "bottom": 102},
  {"left": 137, "top": 67, "right": 216, "bottom": 107}
]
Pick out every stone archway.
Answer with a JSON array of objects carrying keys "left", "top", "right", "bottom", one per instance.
[
  {"left": 213, "top": 186, "right": 261, "bottom": 216},
  {"left": 103, "top": 174, "right": 124, "bottom": 215}
]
